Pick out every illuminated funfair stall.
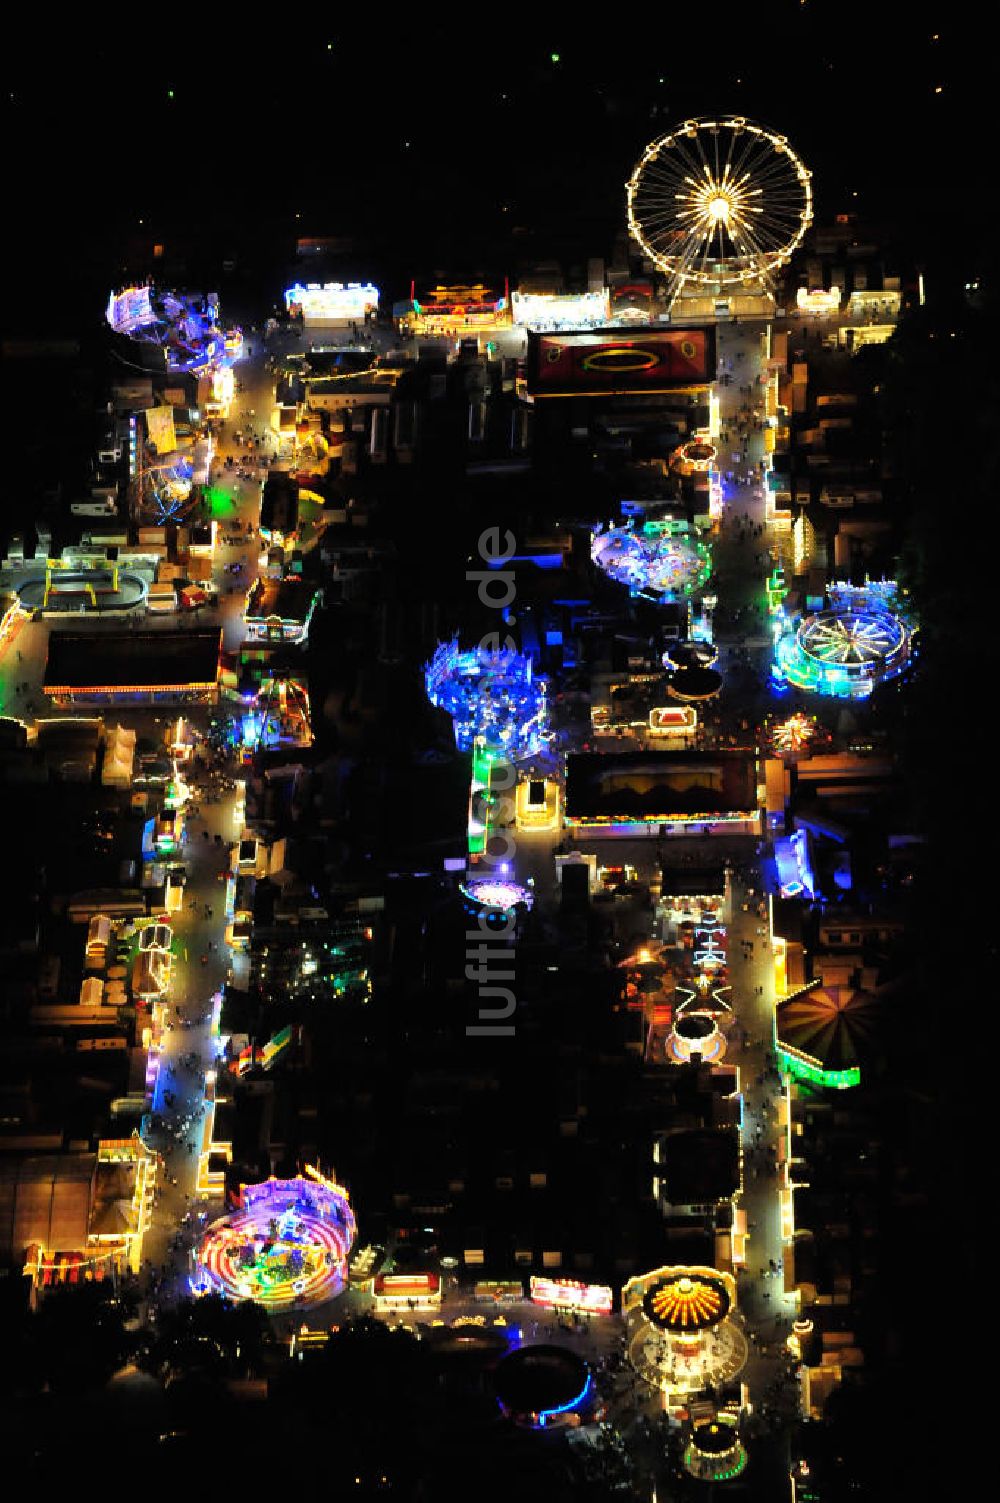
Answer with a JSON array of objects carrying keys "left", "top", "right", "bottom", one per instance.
[
  {"left": 623, "top": 1266, "right": 748, "bottom": 1405},
  {"left": 284, "top": 282, "right": 380, "bottom": 323},
  {"left": 592, "top": 518, "right": 712, "bottom": 604},
  {"left": 772, "top": 581, "right": 913, "bottom": 700},
  {"left": 191, "top": 1167, "right": 356, "bottom": 1310},
  {"left": 396, "top": 283, "right": 511, "bottom": 340},
  {"left": 529, "top": 1275, "right": 614, "bottom": 1316},
  {"left": 510, "top": 289, "right": 610, "bottom": 330}
]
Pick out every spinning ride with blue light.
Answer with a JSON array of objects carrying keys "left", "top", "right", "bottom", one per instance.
[
  {"left": 592, "top": 518, "right": 712, "bottom": 603},
  {"left": 107, "top": 284, "right": 231, "bottom": 375},
  {"left": 425, "top": 638, "right": 547, "bottom": 757},
  {"left": 772, "top": 582, "right": 912, "bottom": 699}
]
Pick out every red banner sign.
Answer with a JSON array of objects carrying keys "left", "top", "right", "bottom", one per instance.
[{"left": 527, "top": 326, "right": 715, "bottom": 396}]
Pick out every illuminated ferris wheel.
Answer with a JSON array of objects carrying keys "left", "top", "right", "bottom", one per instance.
[{"left": 626, "top": 117, "right": 813, "bottom": 298}]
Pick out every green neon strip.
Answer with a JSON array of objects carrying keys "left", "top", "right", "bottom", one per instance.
[{"left": 778, "top": 1049, "right": 860, "bottom": 1090}]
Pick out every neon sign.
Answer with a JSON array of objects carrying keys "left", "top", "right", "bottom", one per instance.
[
  {"left": 529, "top": 1276, "right": 613, "bottom": 1315},
  {"left": 693, "top": 916, "right": 727, "bottom": 970}
]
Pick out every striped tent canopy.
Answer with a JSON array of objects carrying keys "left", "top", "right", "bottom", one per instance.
[{"left": 777, "top": 984, "right": 880, "bottom": 1070}]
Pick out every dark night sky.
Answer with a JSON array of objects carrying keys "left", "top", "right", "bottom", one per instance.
[{"left": 0, "top": 4, "right": 985, "bottom": 328}]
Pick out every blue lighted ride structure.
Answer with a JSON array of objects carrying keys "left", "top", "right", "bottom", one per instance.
[
  {"left": 772, "top": 582, "right": 913, "bottom": 700},
  {"left": 106, "top": 284, "right": 230, "bottom": 375},
  {"left": 425, "top": 638, "right": 547, "bottom": 757}
]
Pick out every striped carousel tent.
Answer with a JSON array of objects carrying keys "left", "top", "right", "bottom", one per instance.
[{"left": 777, "top": 984, "right": 880, "bottom": 1072}]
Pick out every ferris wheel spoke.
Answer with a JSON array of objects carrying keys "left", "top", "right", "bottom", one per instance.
[
  {"left": 638, "top": 158, "right": 688, "bottom": 191},
  {"left": 672, "top": 135, "right": 710, "bottom": 183},
  {"left": 724, "top": 132, "right": 763, "bottom": 183},
  {"left": 732, "top": 217, "right": 776, "bottom": 270}
]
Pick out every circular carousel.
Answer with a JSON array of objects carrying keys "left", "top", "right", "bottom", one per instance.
[
  {"left": 667, "top": 666, "right": 724, "bottom": 702},
  {"left": 777, "top": 983, "right": 879, "bottom": 1090},
  {"left": 191, "top": 1173, "right": 356, "bottom": 1311},
  {"left": 592, "top": 519, "right": 712, "bottom": 603},
  {"left": 774, "top": 604, "right": 911, "bottom": 700},
  {"left": 623, "top": 1266, "right": 748, "bottom": 1398},
  {"left": 683, "top": 1417, "right": 748, "bottom": 1482},
  {"left": 460, "top": 875, "right": 534, "bottom": 928},
  {"left": 492, "top": 1344, "right": 592, "bottom": 1428},
  {"left": 665, "top": 1011, "right": 727, "bottom": 1065},
  {"left": 670, "top": 439, "right": 718, "bottom": 476}
]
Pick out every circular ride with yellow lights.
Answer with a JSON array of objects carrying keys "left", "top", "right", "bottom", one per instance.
[
  {"left": 627, "top": 117, "right": 813, "bottom": 294},
  {"left": 623, "top": 1265, "right": 748, "bottom": 1398}
]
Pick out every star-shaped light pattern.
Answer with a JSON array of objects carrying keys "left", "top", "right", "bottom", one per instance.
[
  {"left": 643, "top": 1273, "right": 729, "bottom": 1331},
  {"left": 771, "top": 712, "right": 817, "bottom": 754}
]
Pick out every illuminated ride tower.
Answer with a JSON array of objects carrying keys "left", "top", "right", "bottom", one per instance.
[
  {"left": 425, "top": 637, "right": 548, "bottom": 880},
  {"left": 622, "top": 1265, "right": 748, "bottom": 1404},
  {"left": 424, "top": 637, "right": 547, "bottom": 758}
]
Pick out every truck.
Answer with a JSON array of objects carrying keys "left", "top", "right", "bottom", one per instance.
[
  {"left": 71, "top": 494, "right": 118, "bottom": 518},
  {"left": 147, "top": 581, "right": 177, "bottom": 614}
]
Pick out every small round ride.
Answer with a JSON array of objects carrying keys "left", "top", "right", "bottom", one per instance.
[
  {"left": 425, "top": 638, "right": 547, "bottom": 756},
  {"left": 666, "top": 1012, "right": 726, "bottom": 1065},
  {"left": 663, "top": 639, "right": 719, "bottom": 672},
  {"left": 592, "top": 519, "right": 712, "bottom": 603},
  {"left": 191, "top": 1172, "right": 356, "bottom": 1311},
  {"left": 106, "top": 284, "right": 229, "bottom": 375},
  {"left": 684, "top": 1418, "right": 748, "bottom": 1483},
  {"left": 774, "top": 593, "right": 911, "bottom": 700},
  {"left": 667, "top": 666, "right": 723, "bottom": 702},
  {"left": 461, "top": 875, "right": 534, "bottom": 919},
  {"left": 670, "top": 439, "right": 717, "bottom": 476},
  {"left": 627, "top": 117, "right": 813, "bottom": 295}
]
